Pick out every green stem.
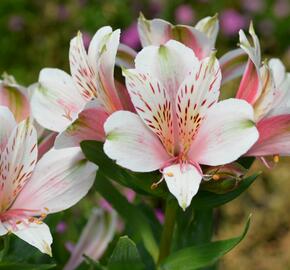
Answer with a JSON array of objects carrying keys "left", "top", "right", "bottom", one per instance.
[
  {"left": 157, "top": 197, "right": 178, "bottom": 265},
  {"left": 0, "top": 235, "right": 10, "bottom": 261}
]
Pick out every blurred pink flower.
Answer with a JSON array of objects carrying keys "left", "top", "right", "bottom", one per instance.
[
  {"left": 242, "top": 0, "right": 265, "bottom": 13},
  {"left": 99, "top": 198, "right": 113, "bottom": 212},
  {"left": 175, "top": 4, "right": 195, "bottom": 24},
  {"left": 8, "top": 15, "right": 24, "bottom": 32},
  {"left": 123, "top": 188, "right": 136, "bottom": 202},
  {"left": 57, "top": 5, "right": 70, "bottom": 21},
  {"left": 155, "top": 209, "right": 165, "bottom": 224},
  {"left": 220, "top": 9, "right": 247, "bottom": 36},
  {"left": 121, "top": 23, "right": 140, "bottom": 49},
  {"left": 56, "top": 221, "right": 67, "bottom": 234},
  {"left": 274, "top": 0, "right": 290, "bottom": 18}
]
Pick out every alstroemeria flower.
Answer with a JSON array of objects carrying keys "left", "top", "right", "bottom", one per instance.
[
  {"left": 138, "top": 14, "right": 248, "bottom": 84},
  {"left": 235, "top": 24, "right": 290, "bottom": 158},
  {"left": 0, "top": 106, "right": 97, "bottom": 255},
  {"left": 103, "top": 40, "right": 259, "bottom": 210},
  {"left": 31, "top": 26, "right": 133, "bottom": 148}
]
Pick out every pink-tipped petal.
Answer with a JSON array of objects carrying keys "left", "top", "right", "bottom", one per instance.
[
  {"left": 88, "top": 27, "right": 123, "bottom": 112},
  {"left": 236, "top": 24, "right": 262, "bottom": 104},
  {"left": 219, "top": 48, "right": 247, "bottom": 84},
  {"left": 189, "top": 99, "right": 259, "bottom": 166},
  {"left": 0, "top": 106, "right": 16, "bottom": 150},
  {"left": 31, "top": 68, "right": 86, "bottom": 132},
  {"left": 104, "top": 111, "right": 170, "bottom": 172},
  {"left": 137, "top": 14, "right": 214, "bottom": 59},
  {"left": 246, "top": 115, "right": 290, "bottom": 156},
  {"left": 0, "top": 120, "right": 37, "bottom": 212},
  {"left": 176, "top": 54, "right": 221, "bottom": 153},
  {"left": 163, "top": 164, "right": 202, "bottom": 210},
  {"left": 12, "top": 147, "right": 97, "bottom": 214},
  {"left": 124, "top": 70, "right": 175, "bottom": 155},
  {"left": 54, "top": 101, "right": 109, "bottom": 148}
]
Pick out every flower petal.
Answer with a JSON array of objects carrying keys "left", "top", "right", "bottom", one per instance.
[
  {"left": 0, "top": 106, "right": 16, "bottom": 150},
  {"left": 104, "top": 111, "right": 170, "bottom": 172},
  {"left": 219, "top": 48, "right": 247, "bottom": 84},
  {"left": 31, "top": 68, "right": 86, "bottom": 132},
  {"left": 236, "top": 24, "right": 261, "bottom": 104},
  {"left": 0, "top": 221, "right": 8, "bottom": 236},
  {"left": 134, "top": 40, "right": 199, "bottom": 99},
  {"left": 54, "top": 101, "right": 109, "bottom": 148},
  {"left": 116, "top": 43, "right": 137, "bottom": 69},
  {"left": 163, "top": 164, "right": 202, "bottom": 210},
  {"left": 189, "top": 99, "right": 259, "bottom": 165},
  {"left": 246, "top": 115, "right": 290, "bottom": 156},
  {"left": 176, "top": 54, "right": 221, "bottom": 153},
  {"left": 137, "top": 14, "right": 213, "bottom": 59},
  {"left": 11, "top": 147, "right": 97, "bottom": 214},
  {"left": 253, "top": 64, "right": 275, "bottom": 121},
  {"left": 123, "top": 69, "right": 175, "bottom": 155},
  {"left": 12, "top": 222, "right": 52, "bottom": 256},
  {"left": 0, "top": 120, "right": 37, "bottom": 212},
  {"left": 194, "top": 14, "right": 219, "bottom": 46},
  {"left": 0, "top": 78, "right": 30, "bottom": 122},
  {"left": 88, "top": 27, "right": 123, "bottom": 112}
]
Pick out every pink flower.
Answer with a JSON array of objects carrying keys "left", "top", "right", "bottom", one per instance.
[
  {"left": 220, "top": 9, "right": 247, "bottom": 36},
  {"left": 235, "top": 24, "right": 290, "bottom": 160},
  {"left": 104, "top": 41, "right": 258, "bottom": 209},
  {"left": 274, "top": 0, "right": 290, "bottom": 18},
  {"left": 175, "top": 5, "right": 195, "bottom": 24},
  {"left": 0, "top": 107, "right": 97, "bottom": 255},
  {"left": 31, "top": 27, "right": 134, "bottom": 148}
]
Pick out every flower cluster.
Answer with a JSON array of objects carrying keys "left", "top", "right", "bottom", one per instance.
[{"left": 0, "top": 14, "right": 289, "bottom": 262}]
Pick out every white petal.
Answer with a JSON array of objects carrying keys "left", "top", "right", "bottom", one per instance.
[
  {"left": 0, "top": 106, "right": 16, "bottom": 150},
  {"left": 0, "top": 221, "right": 8, "bottom": 236},
  {"left": 104, "top": 111, "right": 170, "bottom": 172},
  {"left": 31, "top": 68, "right": 86, "bottom": 132},
  {"left": 123, "top": 70, "right": 175, "bottom": 155},
  {"left": 0, "top": 120, "right": 37, "bottom": 212},
  {"left": 163, "top": 164, "right": 202, "bottom": 210},
  {"left": 175, "top": 54, "right": 221, "bottom": 153},
  {"left": 134, "top": 40, "right": 199, "bottom": 99},
  {"left": 12, "top": 222, "right": 52, "bottom": 256},
  {"left": 11, "top": 147, "right": 97, "bottom": 214},
  {"left": 189, "top": 99, "right": 259, "bottom": 165}
]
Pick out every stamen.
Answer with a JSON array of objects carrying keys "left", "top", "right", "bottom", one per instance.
[{"left": 151, "top": 176, "right": 164, "bottom": 190}]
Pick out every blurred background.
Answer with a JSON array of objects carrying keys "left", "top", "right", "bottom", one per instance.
[{"left": 0, "top": 0, "right": 289, "bottom": 269}]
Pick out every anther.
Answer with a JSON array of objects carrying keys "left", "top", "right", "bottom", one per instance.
[
  {"left": 212, "top": 174, "right": 220, "bottom": 181},
  {"left": 151, "top": 176, "right": 164, "bottom": 190},
  {"left": 273, "top": 155, "right": 279, "bottom": 163}
]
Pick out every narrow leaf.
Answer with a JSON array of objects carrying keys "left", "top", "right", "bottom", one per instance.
[{"left": 161, "top": 216, "right": 251, "bottom": 270}]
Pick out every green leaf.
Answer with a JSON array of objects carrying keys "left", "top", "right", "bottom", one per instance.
[
  {"left": 0, "top": 263, "right": 56, "bottom": 270},
  {"left": 191, "top": 172, "right": 260, "bottom": 209},
  {"left": 81, "top": 141, "right": 167, "bottom": 198},
  {"left": 94, "top": 173, "right": 159, "bottom": 262},
  {"left": 108, "top": 236, "right": 145, "bottom": 270},
  {"left": 160, "top": 216, "right": 251, "bottom": 270}
]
